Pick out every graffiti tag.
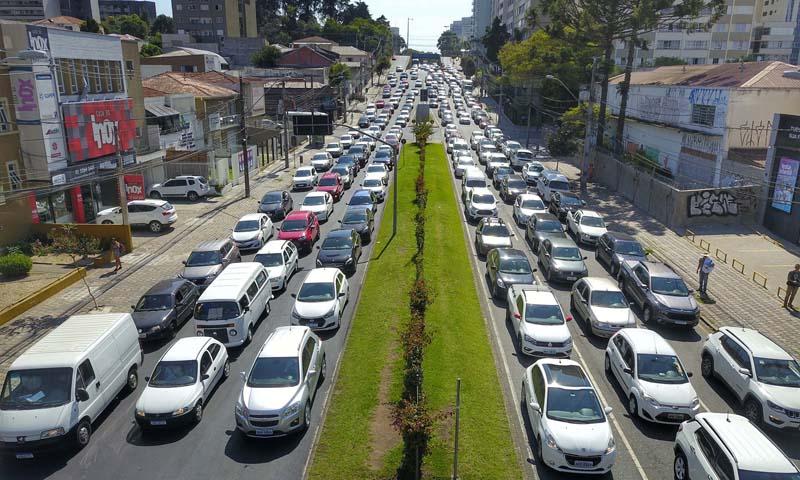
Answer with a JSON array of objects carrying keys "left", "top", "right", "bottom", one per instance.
[
  {"left": 688, "top": 88, "right": 727, "bottom": 106},
  {"left": 737, "top": 120, "right": 772, "bottom": 147},
  {"left": 688, "top": 190, "right": 739, "bottom": 217}
]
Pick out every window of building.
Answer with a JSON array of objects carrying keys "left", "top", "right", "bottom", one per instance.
[
  {"left": 200, "top": 4, "right": 208, "bottom": 9},
  {"left": 217, "top": 29, "right": 224, "bottom": 36},
  {"left": 658, "top": 40, "right": 681, "bottom": 49},
  {"left": 175, "top": 3, "right": 182, "bottom": 9},
  {"left": 105, "top": 62, "right": 113, "bottom": 92},
  {"left": 111, "top": 62, "right": 123, "bottom": 92},
  {"left": 69, "top": 59, "right": 79, "bottom": 94},
  {"left": 81, "top": 61, "right": 89, "bottom": 94},
  {"left": 686, "top": 40, "right": 708, "bottom": 49},
  {"left": 733, "top": 23, "right": 751, "bottom": 32},
  {"left": 56, "top": 58, "right": 66, "bottom": 95},
  {"left": 6, "top": 161, "right": 22, "bottom": 190},
  {"left": 126, "top": 60, "right": 134, "bottom": 76},
  {"left": 0, "top": 98, "right": 10, "bottom": 133},
  {"left": 92, "top": 60, "right": 102, "bottom": 93},
  {"left": 216, "top": 17, "right": 224, "bottom": 23},
  {"left": 691, "top": 104, "right": 716, "bottom": 127}
]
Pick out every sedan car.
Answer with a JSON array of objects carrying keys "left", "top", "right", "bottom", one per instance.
[
  {"left": 300, "top": 192, "right": 334, "bottom": 223},
  {"left": 339, "top": 207, "right": 374, "bottom": 243},
  {"left": 254, "top": 240, "right": 299, "bottom": 291},
  {"left": 486, "top": 248, "right": 535, "bottom": 299},
  {"left": 522, "top": 359, "right": 616, "bottom": 474},
  {"left": 513, "top": 193, "right": 546, "bottom": 227},
  {"left": 278, "top": 210, "right": 320, "bottom": 253},
  {"left": 567, "top": 210, "right": 608, "bottom": 245},
  {"left": 499, "top": 174, "right": 528, "bottom": 203},
  {"left": 291, "top": 268, "right": 350, "bottom": 331},
  {"left": 316, "top": 173, "right": 344, "bottom": 202},
  {"left": 292, "top": 166, "right": 319, "bottom": 190},
  {"left": 618, "top": 261, "right": 699, "bottom": 327},
  {"left": 311, "top": 152, "right": 334, "bottom": 170},
  {"left": 606, "top": 329, "right": 700, "bottom": 424},
  {"left": 538, "top": 237, "right": 588, "bottom": 284},
  {"left": 231, "top": 213, "right": 274, "bottom": 251},
  {"left": 132, "top": 278, "right": 198, "bottom": 340},
  {"left": 316, "top": 228, "right": 362, "bottom": 275},
  {"left": 549, "top": 191, "right": 585, "bottom": 221},
  {"left": 348, "top": 189, "right": 378, "bottom": 214},
  {"left": 135, "top": 337, "right": 229, "bottom": 429},
  {"left": 258, "top": 190, "right": 293, "bottom": 219},
  {"left": 475, "top": 217, "right": 513, "bottom": 257},
  {"left": 595, "top": 232, "right": 647, "bottom": 277},
  {"left": 571, "top": 277, "right": 636, "bottom": 337}
]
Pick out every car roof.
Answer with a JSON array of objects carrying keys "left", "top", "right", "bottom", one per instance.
[
  {"left": 522, "top": 287, "right": 559, "bottom": 305},
  {"left": 620, "top": 329, "right": 675, "bottom": 355},
  {"left": 543, "top": 171, "right": 568, "bottom": 180},
  {"left": 583, "top": 277, "right": 621, "bottom": 291},
  {"left": 325, "top": 229, "right": 354, "bottom": 240},
  {"left": 296, "top": 166, "right": 315, "bottom": 172},
  {"left": 305, "top": 191, "right": 328, "bottom": 198},
  {"left": 605, "top": 231, "right": 637, "bottom": 242},
  {"left": 719, "top": 327, "right": 793, "bottom": 360},
  {"left": 537, "top": 359, "right": 592, "bottom": 388},
  {"left": 698, "top": 413, "right": 798, "bottom": 473},
  {"left": 506, "top": 174, "right": 524, "bottom": 181},
  {"left": 130, "top": 199, "right": 168, "bottom": 207},
  {"left": 284, "top": 210, "right": 311, "bottom": 220},
  {"left": 192, "top": 239, "right": 230, "bottom": 252},
  {"left": 258, "top": 326, "right": 309, "bottom": 358},
  {"left": 532, "top": 212, "right": 559, "bottom": 221},
  {"left": 547, "top": 237, "right": 579, "bottom": 248},
  {"left": 641, "top": 261, "right": 680, "bottom": 278},
  {"left": 238, "top": 213, "right": 265, "bottom": 222},
  {"left": 143, "top": 278, "right": 187, "bottom": 295},
  {"left": 516, "top": 149, "right": 533, "bottom": 154},
  {"left": 497, "top": 248, "right": 528, "bottom": 261},
  {"left": 578, "top": 210, "right": 602, "bottom": 218},
  {"left": 352, "top": 189, "right": 373, "bottom": 197},
  {"left": 303, "top": 267, "right": 339, "bottom": 284},
  {"left": 556, "top": 191, "right": 581, "bottom": 199},
  {"left": 161, "top": 337, "right": 212, "bottom": 362},
  {"left": 256, "top": 239, "right": 291, "bottom": 254},
  {"left": 321, "top": 172, "right": 339, "bottom": 178},
  {"left": 471, "top": 187, "right": 494, "bottom": 196},
  {"left": 518, "top": 193, "right": 543, "bottom": 201}
]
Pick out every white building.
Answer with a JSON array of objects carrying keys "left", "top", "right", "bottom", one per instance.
[
  {"left": 492, "top": 0, "right": 531, "bottom": 33},
  {"left": 472, "top": 0, "right": 493, "bottom": 42},
  {"left": 450, "top": 17, "right": 475, "bottom": 41},
  {"left": 605, "top": 62, "right": 800, "bottom": 188}
]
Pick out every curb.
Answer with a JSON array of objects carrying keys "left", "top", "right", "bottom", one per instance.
[{"left": 0, "top": 267, "right": 86, "bottom": 326}]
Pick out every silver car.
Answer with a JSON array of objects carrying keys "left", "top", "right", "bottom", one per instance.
[
  {"left": 538, "top": 237, "right": 588, "bottom": 284},
  {"left": 180, "top": 239, "right": 241, "bottom": 289},
  {"left": 570, "top": 277, "right": 636, "bottom": 337}
]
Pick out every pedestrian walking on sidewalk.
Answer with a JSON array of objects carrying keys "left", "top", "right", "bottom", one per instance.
[
  {"left": 697, "top": 254, "right": 715, "bottom": 295},
  {"left": 111, "top": 238, "right": 124, "bottom": 273},
  {"left": 784, "top": 264, "right": 800, "bottom": 309}
]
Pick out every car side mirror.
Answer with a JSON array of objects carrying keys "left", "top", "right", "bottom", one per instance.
[
  {"left": 566, "top": 315, "right": 573, "bottom": 322},
  {"left": 583, "top": 256, "right": 588, "bottom": 260},
  {"left": 337, "top": 219, "right": 342, "bottom": 223},
  {"left": 529, "top": 401, "right": 541, "bottom": 412},
  {"left": 623, "top": 367, "right": 632, "bottom": 375},
  {"left": 604, "top": 406, "right": 613, "bottom": 415},
  {"left": 687, "top": 372, "right": 694, "bottom": 378},
  {"left": 291, "top": 293, "right": 297, "bottom": 298},
  {"left": 687, "top": 288, "right": 695, "bottom": 294},
  {"left": 581, "top": 200, "right": 587, "bottom": 206},
  {"left": 338, "top": 292, "right": 346, "bottom": 298},
  {"left": 242, "top": 306, "right": 250, "bottom": 313},
  {"left": 131, "top": 305, "right": 136, "bottom": 310},
  {"left": 182, "top": 260, "right": 187, "bottom": 265},
  {"left": 738, "top": 367, "right": 752, "bottom": 377},
  {"left": 629, "top": 302, "right": 635, "bottom": 308},
  {"left": 308, "top": 368, "right": 317, "bottom": 377},
  {"left": 201, "top": 374, "right": 210, "bottom": 381},
  {"left": 76, "top": 388, "right": 89, "bottom": 402},
  {"left": 144, "top": 376, "right": 150, "bottom": 382},
  {"left": 316, "top": 245, "right": 321, "bottom": 249}
]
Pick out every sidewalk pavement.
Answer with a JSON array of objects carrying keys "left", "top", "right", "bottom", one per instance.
[{"left": 545, "top": 158, "right": 800, "bottom": 358}]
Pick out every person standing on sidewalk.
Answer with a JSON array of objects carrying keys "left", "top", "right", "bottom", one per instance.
[
  {"left": 784, "top": 264, "right": 800, "bottom": 309},
  {"left": 696, "top": 254, "right": 715, "bottom": 295},
  {"left": 111, "top": 238, "right": 124, "bottom": 273}
]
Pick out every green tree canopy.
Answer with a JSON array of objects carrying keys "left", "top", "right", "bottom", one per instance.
[
  {"left": 329, "top": 62, "right": 351, "bottom": 88},
  {"left": 251, "top": 45, "right": 282, "bottom": 68},
  {"left": 482, "top": 17, "right": 511, "bottom": 63},
  {"left": 437, "top": 30, "right": 461, "bottom": 57},
  {"left": 103, "top": 14, "right": 149, "bottom": 39},
  {"left": 81, "top": 18, "right": 101, "bottom": 33},
  {"left": 460, "top": 56, "right": 477, "bottom": 78},
  {"left": 150, "top": 14, "right": 175, "bottom": 34},
  {"left": 140, "top": 43, "right": 162, "bottom": 57}
]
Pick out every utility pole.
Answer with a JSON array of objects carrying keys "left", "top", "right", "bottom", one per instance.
[
  {"left": 525, "top": 78, "right": 534, "bottom": 148},
  {"left": 114, "top": 124, "right": 129, "bottom": 225},
  {"left": 580, "top": 57, "right": 597, "bottom": 193},
  {"left": 406, "top": 18, "right": 412, "bottom": 54},
  {"left": 239, "top": 73, "right": 250, "bottom": 198},
  {"left": 282, "top": 81, "right": 289, "bottom": 169}
]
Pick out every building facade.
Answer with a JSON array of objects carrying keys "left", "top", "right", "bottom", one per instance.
[
  {"left": 449, "top": 16, "right": 475, "bottom": 41},
  {"left": 472, "top": 0, "right": 493, "bottom": 42},
  {"left": 492, "top": 0, "right": 531, "bottom": 33},
  {"left": 172, "top": 0, "right": 256, "bottom": 44},
  {"left": 0, "top": 0, "right": 98, "bottom": 22},
  {"left": 98, "top": 0, "right": 155, "bottom": 22}
]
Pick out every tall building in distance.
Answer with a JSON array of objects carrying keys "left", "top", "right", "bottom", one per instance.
[
  {"left": 98, "top": 0, "right": 156, "bottom": 22},
  {"left": 449, "top": 16, "right": 475, "bottom": 41},
  {"left": 0, "top": 0, "right": 99, "bottom": 22},
  {"left": 172, "top": 0, "right": 256, "bottom": 44},
  {"left": 472, "top": 0, "right": 493, "bottom": 42},
  {"left": 492, "top": 0, "right": 532, "bottom": 33}
]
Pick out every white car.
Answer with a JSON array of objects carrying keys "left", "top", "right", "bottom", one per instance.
[
  {"left": 292, "top": 166, "right": 319, "bottom": 190},
  {"left": 522, "top": 161, "right": 545, "bottom": 185},
  {"left": 450, "top": 139, "right": 470, "bottom": 159},
  {"left": 364, "top": 163, "right": 389, "bottom": 184},
  {"left": 231, "top": 213, "right": 274, "bottom": 251},
  {"left": 96, "top": 199, "right": 177, "bottom": 233},
  {"left": 507, "top": 283, "right": 572, "bottom": 357},
  {"left": 571, "top": 277, "right": 636, "bottom": 337},
  {"left": 253, "top": 240, "right": 299, "bottom": 291},
  {"left": 290, "top": 268, "right": 350, "bottom": 331},
  {"left": 465, "top": 188, "right": 498, "bottom": 222},
  {"left": 502, "top": 140, "right": 522, "bottom": 158},
  {"left": 511, "top": 149, "right": 535, "bottom": 169},
  {"left": 512, "top": 193, "right": 546, "bottom": 226},
  {"left": 348, "top": 129, "right": 360, "bottom": 140},
  {"left": 149, "top": 175, "right": 211, "bottom": 202},
  {"left": 673, "top": 413, "right": 800, "bottom": 480},
  {"left": 485, "top": 152, "right": 511, "bottom": 177},
  {"left": 453, "top": 155, "right": 476, "bottom": 178},
  {"left": 470, "top": 132, "right": 485, "bottom": 151},
  {"left": 566, "top": 210, "right": 608, "bottom": 245},
  {"left": 361, "top": 174, "right": 387, "bottom": 202},
  {"left": 478, "top": 144, "right": 500, "bottom": 164},
  {"left": 605, "top": 328, "right": 699, "bottom": 424},
  {"left": 339, "top": 135, "right": 353, "bottom": 149},
  {"left": 701, "top": 327, "right": 800, "bottom": 429},
  {"left": 135, "top": 337, "right": 229, "bottom": 429},
  {"left": 458, "top": 113, "right": 471, "bottom": 124},
  {"left": 522, "top": 359, "right": 616, "bottom": 474},
  {"left": 300, "top": 192, "right": 334, "bottom": 222},
  {"left": 312, "top": 152, "right": 334, "bottom": 170},
  {"left": 235, "top": 326, "right": 325, "bottom": 437}
]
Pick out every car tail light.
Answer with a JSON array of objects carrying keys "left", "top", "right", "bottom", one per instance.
[
  {"left": 162, "top": 210, "right": 173, "bottom": 216},
  {"left": 566, "top": 315, "right": 573, "bottom": 322},
  {"left": 513, "top": 313, "right": 521, "bottom": 319}
]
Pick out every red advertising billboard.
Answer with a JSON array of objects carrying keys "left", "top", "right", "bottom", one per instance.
[
  {"left": 63, "top": 99, "right": 136, "bottom": 163},
  {"left": 124, "top": 174, "right": 145, "bottom": 200}
]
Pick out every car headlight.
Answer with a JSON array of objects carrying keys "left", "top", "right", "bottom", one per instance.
[
  {"left": 291, "top": 309, "right": 302, "bottom": 319},
  {"left": 605, "top": 436, "right": 616, "bottom": 454},
  {"left": 767, "top": 400, "right": 786, "bottom": 414},
  {"left": 316, "top": 259, "right": 322, "bottom": 267},
  {"left": 641, "top": 392, "right": 660, "bottom": 407},
  {"left": 564, "top": 337, "right": 573, "bottom": 346},
  {"left": 544, "top": 431, "right": 561, "bottom": 452},
  {"left": 172, "top": 405, "right": 192, "bottom": 416},
  {"left": 40, "top": 427, "right": 65, "bottom": 439},
  {"left": 298, "top": 234, "right": 307, "bottom": 240},
  {"left": 236, "top": 403, "right": 248, "bottom": 417},
  {"left": 523, "top": 334, "right": 535, "bottom": 343},
  {"left": 323, "top": 305, "right": 337, "bottom": 318},
  {"left": 496, "top": 278, "right": 505, "bottom": 287},
  {"left": 135, "top": 409, "right": 146, "bottom": 417},
  {"left": 283, "top": 401, "right": 301, "bottom": 418},
  {"left": 345, "top": 258, "right": 354, "bottom": 264}
]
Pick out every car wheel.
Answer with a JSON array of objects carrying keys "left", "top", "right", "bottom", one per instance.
[
  {"left": 320, "top": 354, "right": 327, "bottom": 382},
  {"left": 149, "top": 191, "right": 161, "bottom": 199},
  {"left": 124, "top": 366, "right": 138, "bottom": 394},
  {"left": 303, "top": 401, "right": 312, "bottom": 431},
  {"left": 102, "top": 220, "right": 113, "bottom": 225},
  {"left": 545, "top": 265, "right": 552, "bottom": 282},
  {"left": 246, "top": 326, "right": 254, "bottom": 345},
  {"left": 74, "top": 419, "right": 92, "bottom": 449},
  {"left": 627, "top": 395, "right": 639, "bottom": 418},
  {"left": 169, "top": 321, "right": 178, "bottom": 339},
  {"left": 700, "top": 354, "right": 714, "bottom": 379},
  {"left": 535, "top": 435, "right": 545, "bottom": 464},
  {"left": 744, "top": 398, "right": 763, "bottom": 426},
  {"left": 643, "top": 306, "right": 653, "bottom": 324},
  {"left": 149, "top": 221, "right": 163, "bottom": 233},
  {"left": 222, "top": 359, "right": 231, "bottom": 379},
  {"left": 187, "top": 191, "right": 199, "bottom": 202},
  {"left": 674, "top": 451, "right": 690, "bottom": 480},
  {"left": 193, "top": 401, "right": 203, "bottom": 425},
  {"left": 604, "top": 354, "right": 612, "bottom": 373}
]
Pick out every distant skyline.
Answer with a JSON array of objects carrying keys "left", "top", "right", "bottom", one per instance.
[{"left": 152, "top": 0, "right": 470, "bottom": 52}]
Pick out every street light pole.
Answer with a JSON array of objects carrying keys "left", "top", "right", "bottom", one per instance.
[
  {"left": 407, "top": 18, "right": 412, "bottom": 54},
  {"left": 580, "top": 57, "right": 597, "bottom": 193}
]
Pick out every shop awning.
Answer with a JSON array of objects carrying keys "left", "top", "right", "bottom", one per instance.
[{"left": 145, "top": 104, "right": 181, "bottom": 118}]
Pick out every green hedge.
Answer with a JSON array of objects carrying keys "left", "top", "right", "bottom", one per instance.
[{"left": 0, "top": 253, "right": 33, "bottom": 277}]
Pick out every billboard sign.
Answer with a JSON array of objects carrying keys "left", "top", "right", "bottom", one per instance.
[
  {"left": 11, "top": 68, "right": 40, "bottom": 125},
  {"left": 124, "top": 174, "right": 145, "bottom": 200},
  {"left": 26, "top": 25, "right": 50, "bottom": 52},
  {"left": 771, "top": 157, "right": 800, "bottom": 213},
  {"left": 63, "top": 99, "right": 136, "bottom": 163},
  {"left": 237, "top": 145, "right": 256, "bottom": 173}
]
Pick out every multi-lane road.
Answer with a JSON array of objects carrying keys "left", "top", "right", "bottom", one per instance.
[{"left": 438, "top": 57, "right": 800, "bottom": 479}]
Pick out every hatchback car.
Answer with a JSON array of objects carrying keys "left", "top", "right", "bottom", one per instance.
[
  {"left": 522, "top": 359, "right": 616, "bottom": 474},
  {"left": 507, "top": 284, "right": 572, "bottom": 357},
  {"left": 513, "top": 193, "right": 546, "bottom": 227},
  {"left": 180, "top": 239, "right": 240, "bottom": 288},
  {"left": 135, "top": 337, "right": 229, "bottom": 429},
  {"left": 538, "top": 237, "right": 588, "bottom": 284},
  {"left": 361, "top": 174, "right": 387, "bottom": 202},
  {"left": 96, "top": 199, "right": 177, "bottom": 233},
  {"left": 330, "top": 165, "right": 353, "bottom": 188},
  {"left": 522, "top": 161, "right": 545, "bottom": 185},
  {"left": 316, "top": 229, "right": 362, "bottom": 275},
  {"left": 292, "top": 166, "right": 319, "bottom": 190},
  {"left": 486, "top": 248, "right": 535, "bottom": 299},
  {"left": 316, "top": 173, "right": 344, "bottom": 202},
  {"left": 291, "top": 268, "right": 350, "bottom": 331},
  {"left": 300, "top": 192, "right": 334, "bottom": 223},
  {"left": 571, "top": 277, "right": 636, "bottom": 337},
  {"left": 365, "top": 163, "right": 389, "bottom": 184},
  {"left": 465, "top": 188, "right": 498, "bottom": 223},
  {"left": 149, "top": 175, "right": 211, "bottom": 202},
  {"left": 474, "top": 217, "right": 513, "bottom": 257},
  {"left": 254, "top": 240, "right": 299, "bottom": 291},
  {"left": 605, "top": 328, "right": 699, "bottom": 423},
  {"left": 595, "top": 232, "right": 647, "bottom": 277},
  {"left": 231, "top": 213, "right": 274, "bottom": 251},
  {"left": 258, "top": 190, "right": 293, "bottom": 219},
  {"left": 567, "top": 210, "right": 607, "bottom": 245},
  {"left": 453, "top": 155, "right": 476, "bottom": 178},
  {"left": 500, "top": 174, "right": 528, "bottom": 203},
  {"left": 235, "top": 326, "right": 324, "bottom": 437},
  {"left": 339, "top": 207, "right": 374, "bottom": 243},
  {"left": 132, "top": 278, "right": 199, "bottom": 340},
  {"left": 278, "top": 210, "right": 320, "bottom": 253},
  {"left": 311, "top": 152, "right": 334, "bottom": 171},
  {"left": 348, "top": 189, "right": 378, "bottom": 213}
]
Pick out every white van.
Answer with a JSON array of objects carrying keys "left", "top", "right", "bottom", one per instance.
[
  {"left": 0, "top": 313, "right": 141, "bottom": 457},
  {"left": 461, "top": 168, "right": 488, "bottom": 203},
  {"left": 194, "top": 262, "right": 272, "bottom": 348},
  {"left": 537, "top": 171, "right": 571, "bottom": 203}
]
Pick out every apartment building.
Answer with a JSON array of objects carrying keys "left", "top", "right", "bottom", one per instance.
[
  {"left": 98, "top": 0, "right": 156, "bottom": 22},
  {"left": 472, "top": 0, "right": 493, "bottom": 41},
  {"left": 172, "top": 0, "right": 256, "bottom": 44},
  {"left": 0, "top": 0, "right": 98, "bottom": 22},
  {"left": 449, "top": 16, "right": 475, "bottom": 41},
  {"left": 492, "top": 0, "right": 531, "bottom": 33}
]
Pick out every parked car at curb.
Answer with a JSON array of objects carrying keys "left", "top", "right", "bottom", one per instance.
[
  {"left": 96, "top": 199, "right": 177, "bottom": 233},
  {"left": 132, "top": 279, "right": 199, "bottom": 340},
  {"left": 149, "top": 175, "right": 211, "bottom": 202}
]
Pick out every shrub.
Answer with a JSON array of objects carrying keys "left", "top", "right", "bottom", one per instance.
[{"left": 0, "top": 253, "right": 33, "bottom": 277}]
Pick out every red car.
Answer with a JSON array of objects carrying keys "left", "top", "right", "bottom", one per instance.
[
  {"left": 278, "top": 210, "right": 320, "bottom": 253},
  {"left": 316, "top": 173, "right": 344, "bottom": 201},
  {"left": 375, "top": 100, "right": 385, "bottom": 109}
]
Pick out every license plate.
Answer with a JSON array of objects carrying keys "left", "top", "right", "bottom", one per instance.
[
  {"left": 575, "top": 460, "right": 593, "bottom": 468},
  {"left": 255, "top": 428, "right": 273, "bottom": 436},
  {"left": 138, "top": 333, "right": 146, "bottom": 339},
  {"left": 567, "top": 276, "right": 577, "bottom": 281},
  {"left": 150, "top": 420, "right": 167, "bottom": 426},
  {"left": 667, "top": 413, "right": 684, "bottom": 420},
  {"left": 15, "top": 453, "right": 34, "bottom": 459},
  {"left": 541, "top": 349, "right": 556, "bottom": 355}
]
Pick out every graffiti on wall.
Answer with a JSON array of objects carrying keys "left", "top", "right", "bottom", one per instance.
[
  {"left": 681, "top": 132, "right": 722, "bottom": 154},
  {"left": 688, "top": 190, "right": 740, "bottom": 217},
  {"left": 737, "top": 120, "right": 773, "bottom": 147},
  {"left": 688, "top": 88, "right": 727, "bottom": 106},
  {"left": 635, "top": 95, "right": 681, "bottom": 123}
]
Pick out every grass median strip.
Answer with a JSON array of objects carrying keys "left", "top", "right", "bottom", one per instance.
[
  {"left": 308, "top": 145, "right": 419, "bottom": 480},
  {"left": 422, "top": 143, "right": 520, "bottom": 479}
]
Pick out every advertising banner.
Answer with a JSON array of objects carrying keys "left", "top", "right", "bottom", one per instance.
[
  {"left": 124, "top": 174, "right": 145, "bottom": 200},
  {"left": 237, "top": 145, "right": 256, "bottom": 173},
  {"left": 26, "top": 25, "right": 50, "bottom": 52},
  {"left": 63, "top": 99, "right": 136, "bottom": 163},
  {"left": 771, "top": 157, "right": 800, "bottom": 213},
  {"left": 11, "top": 68, "right": 40, "bottom": 126}
]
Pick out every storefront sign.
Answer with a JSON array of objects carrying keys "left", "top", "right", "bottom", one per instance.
[
  {"left": 11, "top": 68, "right": 39, "bottom": 125},
  {"left": 63, "top": 100, "right": 136, "bottom": 163},
  {"left": 775, "top": 114, "right": 800, "bottom": 150},
  {"left": 26, "top": 25, "right": 50, "bottom": 52},
  {"left": 51, "top": 173, "right": 66, "bottom": 185},
  {"left": 124, "top": 174, "right": 145, "bottom": 200},
  {"left": 771, "top": 157, "right": 800, "bottom": 213}
]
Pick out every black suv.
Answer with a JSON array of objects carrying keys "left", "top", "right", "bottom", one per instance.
[
  {"left": 595, "top": 231, "right": 647, "bottom": 277},
  {"left": 131, "top": 279, "right": 199, "bottom": 340}
]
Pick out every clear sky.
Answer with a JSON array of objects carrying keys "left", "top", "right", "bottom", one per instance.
[{"left": 152, "top": 0, "right": 471, "bottom": 52}]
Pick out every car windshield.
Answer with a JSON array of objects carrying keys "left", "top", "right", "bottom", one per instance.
[
  {"left": 737, "top": 471, "right": 800, "bottom": 480},
  {"left": 591, "top": 291, "right": 628, "bottom": 308},
  {"left": 235, "top": 220, "right": 260, "bottom": 232},
  {"left": 254, "top": 253, "right": 283, "bottom": 267},
  {"left": 247, "top": 357, "right": 300, "bottom": 388},
  {"left": 546, "top": 388, "right": 605, "bottom": 423},
  {"left": 458, "top": 158, "right": 474, "bottom": 165},
  {"left": 753, "top": 358, "right": 800, "bottom": 387},
  {"left": 581, "top": 216, "right": 605, "bottom": 228},
  {"left": 0, "top": 368, "right": 72, "bottom": 410},
  {"left": 550, "top": 180, "right": 570, "bottom": 191},
  {"left": 636, "top": 354, "right": 688, "bottom": 384},
  {"left": 559, "top": 195, "right": 582, "bottom": 206},
  {"left": 322, "top": 236, "right": 352, "bottom": 250},
  {"left": 195, "top": 301, "right": 240, "bottom": 321},
  {"left": 262, "top": 192, "right": 282, "bottom": 203},
  {"left": 332, "top": 167, "right": 349, "bottom": 177},
  {"left": 482, "top": 225, "right": 510, "bottom": 237},
  {"left": 376, "top": 152, "right": 391, "bottom": 160},
  {"left": 553, "top": 247, "right": 582, "bottom": 260},
  {"left": 615, "top": 241, "right": 645, "bottom": 256},
  {"left": 303, "top": 196, "right": 326, "bottom": 206},
  {"left": 186, "top": 250, "right": 221, "bottom": 266},
  {"left": 319, "top": 177, "right": 338, "bottom": 187},
  {"left": 537, "top": 220, "right": 563, "bottom": 232},
  {"left": 473, "top": 194, "right": 495, "bottom": 204},
  {"left": 313, "top": 154, "right": 329, "bottom": 161},
  {"left": 298, "top": 282, "right": 336, "bottom": 302},
  {"left": 364, "top": 178, "right": 383, "bottom": 188},
  {"left": 651, "top": 276, "right": 689, "bottom": 296},
  {"left": 508, "top": 179, "right": 526, "bottom": 189},
  {"left": 466, "top": 179, "right": 486, "bottom": 188},
  {"left": 367, "top": 166, "right": 384, "bottom": 173},
  {"left": 351, "top": 195, "right": 372, "bottom": 206},
  {"left": 524, "top": 304, "right": 564, "bottom": 325},
  {"left": 499, "top": 258, "right": 532, "bottom": 274},
  {"left": 281, "top": 219, "right": 307, "bottom": 232},
  {"left": 326, "top": 144, "right": 339, "bottom": 149},
  {"left": 517, "top": 152, "right": 533, "bottom": 160},
  {"left": 136, "top": 294, "right": 173, "bottom": 311},
  {"left": 149, "top": 360, "right": 198, "bottom": 387},
  {"left": 522, "top": 199, "right": 545, "bottom": 210},
  {"left": 496, "top": 168, "right": 512, "bottom": 177},
  {"left": 296, "top": 170, "right": 312, "bottom": 178},
  {"left": 342, "top": 211, "right": 367, "bottom": 224}
]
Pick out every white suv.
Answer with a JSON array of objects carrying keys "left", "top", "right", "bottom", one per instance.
[
  {"left": 523, "top": 359, "right": 616, "bottom": 474},
  {"left": 465, "top": 188, "right": 497, "bottom": 222},
  {"left": 150, "top": 175, "right": 211, "bottom": 202},
  {"left": 235, "top": 326, "right": 325, "bottom": 438},
  {"left": 673, "top": 413, "right": 799, "bottom": 480},
  {"left": 291, "top": 268, "right": 350, "bottom": 331},
  {"left": 701, "top": 327, "right": 800, "bottom": 429},
  {"left": 96, "top": 199, "right": 177, "bottom": 233}
]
